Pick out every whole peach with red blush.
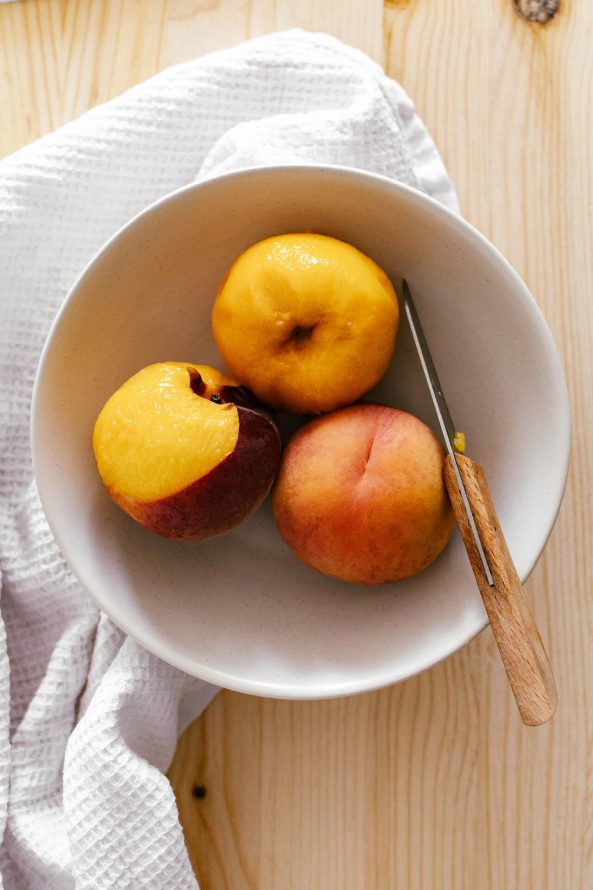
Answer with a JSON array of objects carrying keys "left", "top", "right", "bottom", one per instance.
[{"left": 272, "top": 403, "right": 454, "bottom": 584}]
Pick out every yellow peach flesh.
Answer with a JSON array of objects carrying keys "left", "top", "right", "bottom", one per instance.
[
  {"left": 93, "top": 362, "right": 239, "bottom": 502},
  {"left": 212, "top": 233, "right": 399, "bottom": 414}
]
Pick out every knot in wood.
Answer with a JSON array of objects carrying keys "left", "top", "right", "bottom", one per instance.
[{"left": 513, "top": 0, "right": 560, "bottom": 23}]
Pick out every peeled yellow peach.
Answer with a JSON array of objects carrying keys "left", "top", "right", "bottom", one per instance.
[
  {"left": 93, "top": 362, "right": 281, "bottom": 540},
  {"left": 272, "top": 403, "right": 454, "bottom": 584},
  {"left": 211, "top": 233, "right": 399, "bottom": 414}
]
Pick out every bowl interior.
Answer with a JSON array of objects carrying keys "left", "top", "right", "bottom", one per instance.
[{"left": 32, "top": 167, "right": 570, "bottom": 697}]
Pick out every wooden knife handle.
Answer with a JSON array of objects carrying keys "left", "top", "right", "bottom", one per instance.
[{"left": 444, "top": 453, "right": 557, "bottom": 726}]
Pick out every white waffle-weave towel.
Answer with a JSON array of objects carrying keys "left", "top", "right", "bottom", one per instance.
[{"left": 0, "top": 30, "right": 457, "bottom": 889}]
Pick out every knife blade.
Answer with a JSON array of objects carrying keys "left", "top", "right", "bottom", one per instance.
[{"left": 402, "top": 280, "right": 494, "bottom": 586}]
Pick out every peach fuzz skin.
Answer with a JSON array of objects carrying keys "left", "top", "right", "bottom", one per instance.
[{"left": 272, "top": 403, "right": 454, "bottom": 584}]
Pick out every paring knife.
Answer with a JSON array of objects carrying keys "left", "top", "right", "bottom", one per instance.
[{"left": 402, "top": 280, "right": 557, "bottom": 726}]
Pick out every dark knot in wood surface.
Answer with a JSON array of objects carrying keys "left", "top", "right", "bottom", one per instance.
[{"left": 513, "top": 0, "right": 560, "bottom": 23}]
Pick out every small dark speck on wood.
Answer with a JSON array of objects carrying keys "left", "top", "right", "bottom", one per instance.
[
  {"left": 514, "top": 0, "right": 560, "bottom": 23},
  {"left": 192, "top": 785, "right": 207, "bottom": 799}
]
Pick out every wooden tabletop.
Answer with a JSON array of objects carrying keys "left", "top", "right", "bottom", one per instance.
[{"left": 3, "top": 1, "right": 591, "bottom": 887}]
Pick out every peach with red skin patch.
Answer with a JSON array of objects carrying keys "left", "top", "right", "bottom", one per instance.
[
  {"left": 94, "top": 362, "right": 281, "bottom": 541},
  {"left": 272, "top": 403, "right": 454, "bottom": 584},
  {"left": 112, "top": 405, "right": 280, "bottom": 541}
]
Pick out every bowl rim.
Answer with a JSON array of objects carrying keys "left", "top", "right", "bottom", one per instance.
[{"left": 30, "top": 163, "right": 572, "bottom": 698}]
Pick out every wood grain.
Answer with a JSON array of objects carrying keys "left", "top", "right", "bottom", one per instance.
[
  {"left": 0, "top": 0, "right": 168, "bottom": 157},
  {"left": 165, "top": 0, "right": 384, "bottom": 67},
  {"left": 444, "top": 453, "right": 557, "bottom": 726},
  {"left": 2, "top": 0, "right": 592, "bottom": 887}
]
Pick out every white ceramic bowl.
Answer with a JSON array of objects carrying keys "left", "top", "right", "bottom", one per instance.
[{"left": 31, "top": 166, "right": 570, "bottom": 698}]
